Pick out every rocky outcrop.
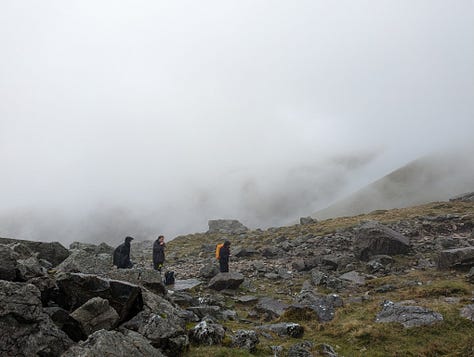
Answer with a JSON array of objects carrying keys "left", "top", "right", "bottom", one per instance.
[
  {"left": 293, "top": 292, "right": 343, "bottom": 322},
  {"left": 232, "top": 330, "right": 259, "bottom": 352},
  {"left": 449, "top": 192, "right": 474, "bottom": 202},
  {"left": 0, "top": 237, "right": 69, "bottom": 266},
  {"left": 207, "top": 219, "right": 249, "bottom": 234},
  {"left": 0, "top": 244, "right": 19, "bottom": 281},
  {"left": 437, "top": 247, "right": 474, "bottom": 269},
  {"left": 300, "top": 216, "right": 317, "bottom": 225},
  {"left": 354, "top": 221, "right": 410, "bottom": 261},
  {"left": 375, "top": 300, "right": 443, "bottom": 328},
  {"left": 255, "top": 297, "right": 289, "bottom": 320},
  {"left": 69, "top": 241, "right": 114, "bottom": 254},
  {"left": 0, "top": 281, "right": 73, "bottom": 357},
  {"left": 56, "top": 250, "right": 112, "bottom": 275}
]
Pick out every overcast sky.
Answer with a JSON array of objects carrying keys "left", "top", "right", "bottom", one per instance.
[{"left": 1, "top": 1, "right": 473, "bottom": 245}]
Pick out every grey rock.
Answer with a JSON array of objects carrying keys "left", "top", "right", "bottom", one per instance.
[
  {"left": 55, "top": 273, "right": 143, "bottom": 323},
  {"left": 287, "top": 341, "right": 314, "bottom": 357},
  {"left": 294, "top": 292, "right": 343, "bottom": 322},
  {"left": 449, "top": 191, "right": 474, "bottom": 202},
  {"left": 0, "top": 281, "right": 73, "bottom": 357},
  {"left": 62, "top": 329, "right": 164, "bottom": 357},
  {"left": 187, "top": 305, "right": 235, "bottom": 320},
  {"left": 208, "top": 272, "right": 244, "bottom": 291},
  {"left": 300, "top": 216, "right": 317, "bottom": 225},
  {"left": 0, "top": 237, "right": 69, "bottom": 266},
  {"left": 207, "top": 219, "right": 249, "bottom": 234},
  {"left": 138, "top": 313, "right": 189, "bottom": 353},
  {"left": 460, "top": 304, "right": 474, "bottom": 321},
  {"left": 69, "top": 241, "right": 114, "bottom": 254},
  {"left": 255, "top": 297, "right": 289, "bottom": 320},
  {"left": 318, "top": 343, "right": 338, "bottom": 356},
  {"left": 56, "top": 250, "right": 112, "bottom": 275},
  {"left": 17, "top": 256, "right": 46, "bottom": 281},
  {"left": 467, "top": 267, "right": 474, "bottom": 283},
  {"left": 261, "top": 246, "right": 281, "bottom": 258},
  {"left": 189, "top": 317, "right": 225, "bottom": 346},
  {"left": 339, "top": 270, "right": 366, "bottom": 285},
  {"left": 0, "top": 244, "right": 19, "bottom": 281},
  {"left": 437, "top": 247, "right": 474, "bottom": 269},
  {"left": 199, "top": 261, "right": 220, "bottom": 279},
  {"left": 108, "top": 268, "right": 166, "bottom": 296},
  {"left": 354, "top": 221, "right": 410, "bottom": 261},
  {"left": 44, "top": 306, "right": 87, "bottom": 342},
  {"left": 70, "top": 297, "right": 120, "bottom": 335},
  {"left": 375, "top": 300, "right": 443, "bottom": 328},
  {"left": 232, "top": 329, "right": 259, "bottom": 352},
  {"left": 256, "top": 322, "right": 304, "bottom": 338}
]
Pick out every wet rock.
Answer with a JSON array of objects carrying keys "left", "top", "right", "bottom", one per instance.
[
  {"left": 70, "top": 297, "right": 120, "bottom": 335},
  {"left": 55, "top": 273, "right": 143, "bottom": 323},
  {"left": 460, "top": 304, "right": 474, "bottom": 321},
  {"left": 354, "top": 221, "right": 410, "bottom": 261},
  {"left": 255, "top": 297, "right": 289, "bottom": 320},
  {"left": 189, "top": 317, "right": 226, "bottom": 346},
  {"left": 0, "top": 281, "right": 73, "bottom": 357},
  {"left": 232, "top": 329, "right": 259, "bottom": 352},
  {"left": 375, "top": 300, "right": 443, "bottom": 328},
  {"left": 437, "top": 247, "right": 474, "bottom": 269},
  {"left": 208, "top": 272, "right": 244, "bottom": 291},
  {"left": 256, "top": 322, "right": 304, "bottom": 338},
  {"left": 207, "top": 219, "right": 249, "bottom": 234},
  {"left": 0, "top": 237, "right": 69, "bottom": 266},
  {"left": 62, "top": 329, "right": 164, "bottom": 357}
]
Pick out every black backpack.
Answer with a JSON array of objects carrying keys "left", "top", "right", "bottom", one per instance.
[{"left": 164, "top": 271, "right": 175, "bottom": 285}]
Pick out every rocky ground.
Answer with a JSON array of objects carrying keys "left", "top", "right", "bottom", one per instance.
[{"left": 1, "top": 194, "right": 474, "bottom": 356}]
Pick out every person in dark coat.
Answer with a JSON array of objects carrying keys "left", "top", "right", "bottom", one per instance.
[
  {"left": 219, "top": 240, "right": 231, "bottom": 273},
  {"left": 113, "top": 236, "right": 134, "bottom": 269},
  {"left": 153, "top": 235, "right": 165, "bottom": 271}
]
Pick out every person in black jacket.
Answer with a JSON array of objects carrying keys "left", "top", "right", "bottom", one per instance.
[
  {"left": 153, "top": 235, "right": 165, "bottom": 271},
  {"left": 113, "top": 236, "right": 134, "bottom": 269},
  {"left": 219, "top": 240, "right": 231, "bottom": 273}
]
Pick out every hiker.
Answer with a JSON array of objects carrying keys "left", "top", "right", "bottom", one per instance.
[
  {"left": 153, "top": 235, "right": 165, "bottom": 271},
  {"left": 113, "top": 236, "right": 134, "bottom": 269},
  {"left": 218, "top": 240, "right": 231, "bottom": 273}
]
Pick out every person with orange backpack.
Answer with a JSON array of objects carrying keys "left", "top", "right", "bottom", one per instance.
[{"left": 216, "top": 240, "right": 231, "bottom": 272}]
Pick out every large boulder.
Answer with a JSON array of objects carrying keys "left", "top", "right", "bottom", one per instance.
[
  {"left": 189, "top": 317, "right": 226, "bottom": 346},
  {"left": 70, "top": 297, "right": 120, "bottom": 335},
  {"left": 61, "top": 329, "right": 165, "bottom": 357},
  {"left": 208, "top": 272, "right": 244, "bottom": 291},
  {"left": 44, "top": 307, "right": 87, "bottom": 342},
  {"left": 437, "top": 247, "right": 474, "bottom": 270},
  {"left": 69, "top": 241, "right": 114, "bottom": 254},
  {"left": 207, "top": 219, "right": 248, "bottom": 234},
  {"left": 0, "top": 281, "right": 73, "bottom": 356},
  {"left": 375, "top": 300, "right": 443, "bottom": 328},
  {"left": 108, "top": 268, "right": 167, "bottom": 296},
  {"left": 255, "top": 297, "right": 289, "bottom": 320},
  {"left": 56, "top": 250, "right": 112, "bottom": 275},
  {"left": 256, "top": 322, "right": 304, "bottom": 338},
  {"left": 353, "top": 221, "right": 410, "bottom": 261},
  {"left": 17, "top": 256, "right": 46, "bottom": 281},
  {"left": 293, "top": 292, "right": 343, "bottom": 322},
  {"left": 55, "top": 273, "right": 143, "bottom": 323},
  {"left": 199, "top": 261, "right": 220, "bottom": 279},
  {"left": 0, "top": 237, "right": 69, "bottom": 266}
]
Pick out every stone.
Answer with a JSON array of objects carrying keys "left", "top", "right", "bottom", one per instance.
[
  {"left": 255, "top": 297, "right": 289, "bottom": 320},
  {"left": 339, "top": 271, "right": 366, "bottom": 285},
  {"left": 261, "top": 246, "right": 281, "bottom": 258},
  {"left": 69, "top": 241, "right": 114, "bottom": 254},
  {"left": 0, "top": 281, "right": 73, "bottom": 357},
  {"left": 467, "top": 267, "right": 474, "bottom": 283},
  {"left": 293, "top": 292, "right": 343, "bottom": 322},
  {"left": 208, "top": 272, "right": 244, "bottom": 291},
  {"left": 256, "top": 322, "right": 304, "bottom": 338},
  {"left": 189, "top": 317, "right": 226, "bottom": 346},
  {"left": 70, "top": 297, "right": 120, "bottom": 335},
  {"left": 449, "top": 192, "right": 474, "bottom": 202},
  {"left": 207, "top": 219, "right": 249, "bottom": 234},
  {"left": 287, "top": 341, "right": 314, "bottom": 357},
  {"left": 44, "top": 307, "right": 87, "bottom": 342},
  {"left": 0, "top": 244, "right": 19, "bottom": 281},
  {"left": 354, "top": 221, "right": 410, "bottom": 261},
  {"left": 61, "top": 329, "right": 165, "bottom": 357},
  {"left": 232, "top": 329, "right": 259, "bottom": 352},
  {"left": 16, "top": 256, "right": 45, "bottom": 281},
  {"left": 460, "top": 304, "right": 474, "bottom": 321},
  {"left": 375, "top": 300, "right": 443, "bottom": 328},
  {"left": 56, "top": 250, "right": 112, "bottom": 275},
  {"left": 199, "top": 261, "right": 220, "bottom": 279},
  {"left": 300, "top": 216, "right": 317, "bottom": 225},
  {"left": 0, "top": 237, "right": 69, "bottom": 266},
  {"left": 55, "top": 273, "right": 143, "bottom": 323},
  {"left": 437, "top": 247, "right": 474, "bottom": 270}
]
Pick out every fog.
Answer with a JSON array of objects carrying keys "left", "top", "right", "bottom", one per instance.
[{"left": 1, "top": 1, "right": 473, "bottom": 245}]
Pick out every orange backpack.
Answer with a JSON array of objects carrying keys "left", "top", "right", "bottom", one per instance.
[{"left": 215, "top": 243, "right": 224, "bottom": 259}]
